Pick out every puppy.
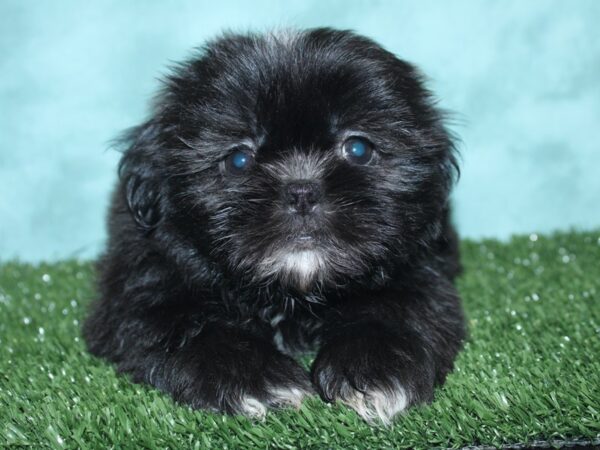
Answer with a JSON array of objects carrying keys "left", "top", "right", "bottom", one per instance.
[{"left": 84, "top": 28, "right": 465, "bottom": 424}]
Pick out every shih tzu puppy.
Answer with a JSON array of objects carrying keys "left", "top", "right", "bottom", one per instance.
[{"left": 83, "top": 28, "right": 465, "bottom": 424}]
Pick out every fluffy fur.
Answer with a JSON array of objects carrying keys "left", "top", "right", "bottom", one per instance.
[{"left": 83, "top": 28, "right": 466, "bottom": 424}]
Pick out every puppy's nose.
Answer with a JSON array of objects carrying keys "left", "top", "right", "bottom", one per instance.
[{"left": 285, "top": 181, "right": 321, "bottom": 215}]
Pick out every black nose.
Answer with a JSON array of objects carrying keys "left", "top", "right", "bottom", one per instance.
[{"left": 285, "top": 181, "right": 321, "bottom": 215}]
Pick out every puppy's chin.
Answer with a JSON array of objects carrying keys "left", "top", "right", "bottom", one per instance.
[{"left": 256, "top": 247, "right": 327, "bottom": 292}]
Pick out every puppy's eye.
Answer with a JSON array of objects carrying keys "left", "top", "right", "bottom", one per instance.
[
  {"left": 342, "top": 137, "right": 374, "bottom": 165},
  {"left": 224, "top": 146, "right": 255, "bottom": 175}
]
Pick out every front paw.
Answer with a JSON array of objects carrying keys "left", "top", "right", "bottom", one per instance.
[
  {"left": 311, "top": 326, "right": 434, "bottom": 424},
  {"left": 235, "top": 381, "right": 313, "bottom": 419},
  {"left": 171, "top": 331, "right": 314, "bottom": 419},
  {"left": 234, "top": 356, "right": 315, "bottom": 419}
]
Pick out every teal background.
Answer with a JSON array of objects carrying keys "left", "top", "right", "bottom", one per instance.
[{"left": 1, "top": 0, "right": 599, "bottom": 262}]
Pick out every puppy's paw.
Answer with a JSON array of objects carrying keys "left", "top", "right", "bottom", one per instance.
[
  {"left": 238, "top": 384, "right": 312, "bottom": 419},
  {"left": 230, "top": 352, "right": 315, "bottom": 419},
  {"left": 266, "top": 384, "right": 312, "bottom": 409},
  {"left": 207, "top": 344, "right": 315, "bottom": 418},
  {"left": 311, "top": 326, "right": 434, "bottom": 424},
  {"left": 164, "top": 329, "right": 315, "bottom": 418},
  {"left": 336, "top": 381, "right": 409, "bottom": 425}
]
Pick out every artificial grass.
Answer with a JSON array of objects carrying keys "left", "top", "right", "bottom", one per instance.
[{"left": 1, "top": 230, "right": 599, "bottom": 449}]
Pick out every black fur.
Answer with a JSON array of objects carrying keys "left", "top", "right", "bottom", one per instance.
[{"left": 84, "top": 28, "right": 465, "bottom": 421}]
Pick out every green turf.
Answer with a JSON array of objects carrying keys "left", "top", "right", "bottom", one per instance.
[{"left": 1, "top": 230, "right": 599, "bottom": 449}]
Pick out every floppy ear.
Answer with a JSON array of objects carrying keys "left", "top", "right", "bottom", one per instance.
[
  {"left": 391, "top": 58, "right": 460, "bottom": 193},
  {"left": 117, "top": 122, "right": 164, "bottom": 231}
]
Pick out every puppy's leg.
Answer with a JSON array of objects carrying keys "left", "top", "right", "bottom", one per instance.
[
  {"left": 84, "top": 309, "right": 313, "bottom": 417},
  {"left": 311, "top": 275, "right": 465, "bottom": 424}
]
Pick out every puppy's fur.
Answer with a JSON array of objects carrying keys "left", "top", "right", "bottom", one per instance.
[{"left": 84, "top": 28, "right": 465, "bottom": 424}]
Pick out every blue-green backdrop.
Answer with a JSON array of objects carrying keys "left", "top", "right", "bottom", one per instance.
[{"left": 1, "top": 0, "right": 599, "bottom": 262}]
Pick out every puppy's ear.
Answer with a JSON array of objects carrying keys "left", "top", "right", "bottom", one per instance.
[
  {"left": 392, "top": 58, "right": 460, "bottom": 190},
  {"left": 117, "top": 122, "right": 164, "bottom": 231}
]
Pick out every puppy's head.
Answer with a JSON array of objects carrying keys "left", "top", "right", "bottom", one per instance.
[{"left": 119, "top": 28, "right": 457, "bottom": 291}]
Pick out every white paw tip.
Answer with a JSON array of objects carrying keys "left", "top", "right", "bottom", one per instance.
[
  {"left": 238, "top": 385, "right": 310, "bottom": 419},
  {"left": 239, "top": 396, "right": 267, "bottom": 419},
  {"left": 268, "top": 385, "right": 309, "bottom": 408},
  {"left": 341, "top": 384, "right": 409, "bottom": 425}
]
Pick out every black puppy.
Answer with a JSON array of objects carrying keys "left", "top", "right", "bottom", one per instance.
[{"left": 84, "top": 28, "right": 465, "bottom": 424}]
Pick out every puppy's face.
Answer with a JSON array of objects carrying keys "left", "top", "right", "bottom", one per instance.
[{"left": 124, "top": 29, "right": 455, "bottom": 291}]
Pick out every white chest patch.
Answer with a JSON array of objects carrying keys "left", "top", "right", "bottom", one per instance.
[
  {"left": 283, "top": 250, "right": 319, "bottom": 277},
  {"left": 282, "top": 250, "right": 325, "bottom": 291}
]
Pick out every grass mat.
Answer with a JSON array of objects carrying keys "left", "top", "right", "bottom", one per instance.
[{"left": 1, "top": 230, "right": 599, "bottom": 449}]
